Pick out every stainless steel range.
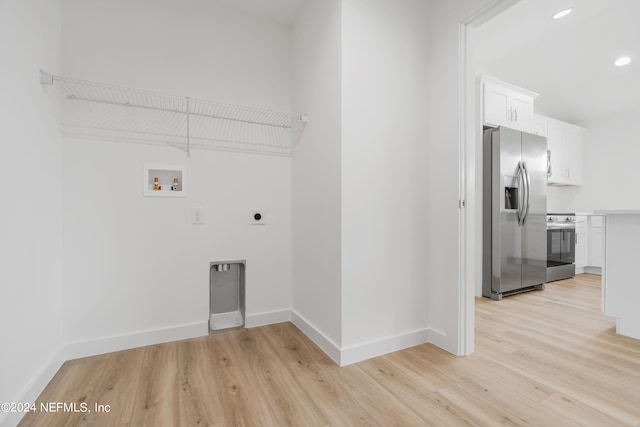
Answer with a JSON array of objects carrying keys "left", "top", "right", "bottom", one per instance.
[{"left": 546, "top": 213, "right": 576, "bottom": 282}]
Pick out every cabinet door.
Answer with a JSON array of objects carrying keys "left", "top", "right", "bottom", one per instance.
[
  {"left": 565, "top": 127, "right": 583, "bottom": 185},
  {"left": 575, "top": 216, "right": 588, "bottom": 269},
  {"left": 547, "top": 120, "right": 566, "bottom": 184},
  {"left": 533, "top": 114, "right": 548, "bottom": 137},
  {"left": 589, "top": 216, "right": 604, "bottom": 268},
  {"left": 511, "top": 92, "right": 534, "bottom": 133},
  {"left": 483, "top": 82, "right": 510, "bottom": 128}
]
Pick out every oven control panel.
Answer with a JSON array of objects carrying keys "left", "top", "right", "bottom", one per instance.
[{"left": 547, "top": 214, "right": 576, "bottom": 229}]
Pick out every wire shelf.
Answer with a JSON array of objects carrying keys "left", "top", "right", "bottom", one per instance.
[{"left": 43, "top": 73, "right": 307, "bottom": 156}]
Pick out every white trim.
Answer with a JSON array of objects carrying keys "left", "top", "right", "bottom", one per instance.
[
  {"left": 0, "top": 347, "right": 65, "bottom": 427},
  {"left": 461, "top": 0, "right": 519, "bottom": 27},
  {"left": 244, "top": 309, "right": 291, "bottom": 328},
  {"left": 64, "top": 321, "right": 208, "bottom": 360},
  {"left": 290, "top": 310, "right": 341, "bottom": 365},
  {"left": 584, "top": 266, "right": 602, "bottom": 275},
  {"left": 457, "top": 21, "right": 470, "bottom": 357},
  {"left": 617, "top": 315, "right": 640, "bottom": 340},
  {"left": 340, "top": 329, "right": 432, "bottom": 367},
  {"left": 425, "top": 328, "right": 448, "bottom": 350},
  {"left": 458, "top": 0, "right": 522, "bottom": 358},
  {"left": 479, "top": 74, "right": 539, "bottom": 99}
]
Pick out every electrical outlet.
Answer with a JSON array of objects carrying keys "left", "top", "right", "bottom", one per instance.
[
  {"left": 250, "top": 209, "right": 266, "bottom": 225},
  {"left": 191, "top": 207, "right": 204, "bottom": 225}
]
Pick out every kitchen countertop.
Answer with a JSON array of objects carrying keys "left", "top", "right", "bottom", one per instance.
[
  {"left": 548, "top": 211, "right": 640, "bottom": 216},
  {"left": 594, "top": 210, "right": 640, "bottom": 215}
]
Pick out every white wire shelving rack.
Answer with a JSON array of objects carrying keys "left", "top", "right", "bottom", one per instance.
[{"left": 40, "top": 72, "right": 307, "bottom": 157}]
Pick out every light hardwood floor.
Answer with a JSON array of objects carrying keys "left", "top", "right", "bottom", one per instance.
[{"left": 19, "top": 274, "right": 640, "bottom": 426}]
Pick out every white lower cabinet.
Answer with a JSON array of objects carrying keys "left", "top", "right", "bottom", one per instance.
[
  {"left": 575, "top": 215, "right": 588, "bottom": 272},
  {"left": 574, "top": 215, "right": 605, "bottom": 275},
  {"left": 589, "top": 216, "right": 605, "bottom": 268}
]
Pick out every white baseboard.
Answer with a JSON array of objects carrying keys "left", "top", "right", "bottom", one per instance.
[
  {"left": 290, "top": 310, "right": 432, "bottom": 366},
  {"left": 584, "top": 266, "right": 602, "bottom": 275},
  {"left": 290, "top": 310, "right": 341, "bottom": 364},
  {"left": 244, "top": 309, "right": 291, "bottom": 328},
  {"left": 0, "top": 347, "right": 65, "bottom": 427},
  {"left": 425, "top": 328, "right": 450, "bottom": 353},
  {"left": 340, "top": 328, "right": 432, "bottom": 366},
  {"left": 64, "top": 321, "right": 208, "bottom": 361},
  {"left": 616, "top": 314, "right": 640, "bottom": 340}
]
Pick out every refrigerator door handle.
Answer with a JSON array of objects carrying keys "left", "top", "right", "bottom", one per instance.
[
  {"left": 516, "top": 162, "right": 524, "bottom": 226},
  {"left": 521, "top": 161, "right": 531, "bottom": 226}
]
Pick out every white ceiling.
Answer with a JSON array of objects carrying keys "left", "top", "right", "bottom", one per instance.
[
  {"left": 209, "top": 0, "right": 638, "bottom": 124},
  {"left": 475, "top": 0, "right": 640, "bottom": 124},
  {"left": 211, "top": 0, "right": 309, "bottom": 24}
]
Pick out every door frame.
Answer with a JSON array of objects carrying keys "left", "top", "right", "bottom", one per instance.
[{"left": 457, "top": 0, "right": 520, "bottom": 355}]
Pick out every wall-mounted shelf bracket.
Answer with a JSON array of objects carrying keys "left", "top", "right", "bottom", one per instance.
[{"left": 40, "top": 71, "right": 54, "bottom": 85}]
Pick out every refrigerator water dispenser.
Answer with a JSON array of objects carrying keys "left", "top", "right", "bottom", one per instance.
[
  {"left": 504, "top": 187, "right": 518, "bottom": 210},
  {"left": 209, "top": 260, "right": 245, "bottom": 330}
]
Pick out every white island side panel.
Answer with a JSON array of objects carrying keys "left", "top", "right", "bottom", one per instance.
[{"left": 602, "top": 212, "right": 640, "bottom": 340}]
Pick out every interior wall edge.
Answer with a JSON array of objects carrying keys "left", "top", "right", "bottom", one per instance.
[
  {"left": 291, "top": 308, "right": 438, "bottom": 367},
  {"left": 0, "top": 347, "right": 65, "bottom": 427},
  {"left": 290, "top": 310, "right": 342, "bottom": 365},
  {"left": 425, "top": 327, "right": 451, "bottom": 353}
]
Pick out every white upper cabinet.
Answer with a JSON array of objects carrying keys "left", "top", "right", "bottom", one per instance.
[
  {"left": 547, "top": 120, "right": 565, "bottom": 183},
  {"left": 545, "top": 115, "right": 584, "bottom": 186},
  {"left": 565, "top": 126, "right": 584, "bottom": 185},
  {"left": 481, "top": 76, "right": 537, "bottom": 133},
  {"left": 533, "top": 114, "right": 548, "bottom": 137}
]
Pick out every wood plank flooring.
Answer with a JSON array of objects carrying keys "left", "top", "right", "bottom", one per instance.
[{"left": 18, "top": 274, "right": 640, "bottom": 426}]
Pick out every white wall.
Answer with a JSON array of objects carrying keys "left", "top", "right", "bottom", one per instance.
[
  {"left": 340, "top": 0, "right": 430, "bottom": 352},
  {"left": 291, "top": 0, "right": 343, "bottom": 351},
  {"left": 547, "top": 109, "right": 640, "bottom": 213},
  {"left": 0, "top": 1, "right": 64, "bottom": 425},
  {"left": 293, "top": 0, "right": 496, "bottom": 362},
  {"left": 61, "top": 0, "right": 291, "bottom": 110},
  {"left": 61, "top": 0, "right": 293, "bottom": 352},
  {"left": 546, "top": 185, "right": 580, "bottom": 213}
]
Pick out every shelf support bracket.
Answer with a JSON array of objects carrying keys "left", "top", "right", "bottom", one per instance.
[
  {"left": 186, "top": 96, "right": 191, "bottom": 158},
  {"left": 40, "top": 70, "right": 54, "bottom": 85}
]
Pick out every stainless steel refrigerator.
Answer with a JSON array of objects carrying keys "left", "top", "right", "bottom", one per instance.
[{"left": 483, "top": 127, "right": 547, "bottom": 300}]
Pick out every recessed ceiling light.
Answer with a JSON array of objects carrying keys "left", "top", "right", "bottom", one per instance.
[
  {"left": 553, "top": 9, "right": 572, "bottom": 19},
  {"left": 614, "top": 57, "right": 632, "bottom": 67}
]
